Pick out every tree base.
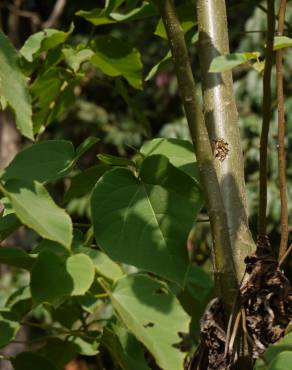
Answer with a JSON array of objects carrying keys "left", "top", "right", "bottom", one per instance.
[{"left": 186, "top": 236, "right": 292, "bottom": 369}]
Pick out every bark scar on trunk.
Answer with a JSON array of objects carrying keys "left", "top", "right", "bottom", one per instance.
[{"left": 213, "top": 138, "right": 229, "bottom": 162}]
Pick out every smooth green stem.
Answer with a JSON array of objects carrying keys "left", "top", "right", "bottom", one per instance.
[
  {"left": 152, "top": 0, "right": 238, "bottom": 311},
  {"left": 276, "top": 0, "right": 289, "bottom": 260},
  {"left": 197, "top": 0, "right": 255, "bottom": 282}
]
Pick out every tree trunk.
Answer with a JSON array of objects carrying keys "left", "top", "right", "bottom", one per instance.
[
  {"left": 153, "top": 0, "right": 239, "bottom": 311},
  {"left": 196, "top": 0, "right": 255, "bottom": 283}
]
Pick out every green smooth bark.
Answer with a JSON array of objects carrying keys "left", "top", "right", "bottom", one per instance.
[{"left": 197, "top": 0, "right": 255, "bottom": 282}]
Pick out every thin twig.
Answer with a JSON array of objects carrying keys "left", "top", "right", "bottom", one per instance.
[
  {"left": 279, "top": 243, "right": 292, "bottom": 267},
  {"left": 43, "top": 0, "right": 67, "bottom": 28},
  {"left": 229, "top": 310, "right": 242, "bottom": 353},
  {"left": 276, "top": 0, "right": 289, "bottom": 261},
  {"left": 258, "top": 0, "right": 275, "bottom": 237},
  {"left": 224, "top": 271, "right": 248, "bottom": 357},
  {"left": 225, "top": 310, "right": 235, "bottom": 357}
]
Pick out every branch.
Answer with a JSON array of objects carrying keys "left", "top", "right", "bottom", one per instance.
[
  {"left": 42, "top": 0, "right": 67, "bottom": 29},
  {"left": 258, "top": 0, "right": 275, "bottom": 237},
  {"left": 196, "top": 0, "right": 255, "bottom": 280},
  {"left": 279, "top": 243, "right": 292, "bottom": 267},
  {"left": 8, "top": 7, "right": 42, "bottom": 32},
  {"left": 152, "top": 0, "right": 237, "bottom": 311},
  {"left": 276, "top": 0, "right": 289, "bottom": 261}
]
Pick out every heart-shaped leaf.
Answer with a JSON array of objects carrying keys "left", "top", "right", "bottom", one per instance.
[{"left": 91, "top": 155, "right": 203, "bottom": 285}]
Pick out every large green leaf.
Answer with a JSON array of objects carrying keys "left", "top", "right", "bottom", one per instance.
[
  {"left": 140, "top": 138, "right": 199, "bottom": 179},
  {"left": 109, "top": 274, "right": 190, "bottom": 370},
  {"left": 254, "top": 333, "right": 292, "bottom": 370},
  {"left": 2, "top": 140, "right": 75, "bottom": 183},
  {"left": 20, "top": 24, "right": 74, "bottom": 62},
  {"left": 30, "top": 250, "right": 95, "bottom": 303},
  {"left": 1, "top": 180, "right": 72, "bottom": 248},
  {"left": 91, "top": 155, "right": 203, "bottom": 285},
  {"left": 0, "top": 30, "right": 33, "bottom": 140},
  {"left": 12, "top": 352, "right": 58, "bottom": 370},
  {"left": 91, "top": 36, "right": 143, "bottom": 89}
]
